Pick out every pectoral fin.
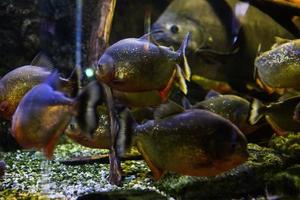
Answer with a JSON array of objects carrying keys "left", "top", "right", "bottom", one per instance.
[
  {"left": 154, "top": 100, "right": 184, "bottom": 120},
  {"left": 256, "top": 77, "right": 285, "bottom": 95},
  {"left": 265, "top": 116, "right": 288, "bottom": 136},
  {"left": 205, "top": 89, "right": 221, "bottom": 100},
  {"left": 43, "top": 130, "right": 63, "bottom": 160},
  {"left": 158, "top": 69, "right": 176, "bottom": 102}
]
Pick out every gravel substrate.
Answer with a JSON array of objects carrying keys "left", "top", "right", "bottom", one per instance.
[{"left": 0, "top": 143, "right": 168, "bottom": 199}]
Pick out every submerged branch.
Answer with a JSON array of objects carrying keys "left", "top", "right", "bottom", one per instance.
[
  {"left": 87, "top": 0, "right": 121, "bottom": 185},
  {"left": 87, "top": 0, "right": 116, "bottom": 67}
]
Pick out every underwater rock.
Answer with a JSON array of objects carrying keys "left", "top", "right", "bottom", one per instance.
[
  {"left": 154, "top": 144, "right": 295, "bottom": 199},
  {"left": 269, "top": 132, "right": 300, "bottom": 159},
  {"left": 1, "top": 141, "right": 299, "bottom": 199},
  {"left": 266, "top": 164, "right": 300, "bottom": 199}
]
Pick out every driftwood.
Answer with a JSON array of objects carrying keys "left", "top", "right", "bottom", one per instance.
[
  {"left": 86, "top": 0, "right": 121, "bottom": 185},
  {"left": 59, "top": 154, "right": 143, "bottom": 165}
]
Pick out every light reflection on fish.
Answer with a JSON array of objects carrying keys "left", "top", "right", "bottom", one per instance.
[
  {"left": 254, "top": 38, "right": 300, "bottom": 93},
  {"left": 96, "top": 32, "right": 191, "bottom": 98}
]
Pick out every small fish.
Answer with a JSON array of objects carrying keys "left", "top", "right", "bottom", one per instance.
[
  {"left": 152, "top": 0, "right": 295, "bottom": 90},
  {"left": 254, "top": 39, "right": 300, "bottom": 92},
  {"left": 188, "top": 90, "right": 259, "bottom": 135},
  {"left": 96, "top": 32, "right": 191, "bottom": 99},
  {"left": 117, "top": 108, "right": 248, "bottom": 180},
  {"left": 11, "top": 71, "right": 99, "bottom": 159},
  {"left": 0, "top": 54, "right": 76, "bottom": 120},
  {"left": 65, "top": 105, "right": 111, "bottom": 150},
  {"left": 249, "top": 96, "right": 300, "bottom": 136}
]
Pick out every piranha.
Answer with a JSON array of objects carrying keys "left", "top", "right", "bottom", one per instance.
[
  {"left": 0, "top": 54, "right": 76, "bottom": 120},
  {"left": 249, "top": 95, "right": 300, "bottom": 136},
  {"left": 96, "top": 32, "right": 191, "bottom": 100},
  {"left": 151, "top": 0, "right": 295, "bottom": 90},
  {"left": 185, "top": 90, "right": 259, "bottom": 135},
  {"left": 254, "top": 38, "right": 300, "bottom": 93},
  {"left": 117, "top": 108, "right": 249, "bottom": 180},
  {"left": 11, "top": 71, "right": 99, "bottom": 159}
]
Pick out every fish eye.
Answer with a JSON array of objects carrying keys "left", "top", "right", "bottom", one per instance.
[
  {"left": 70, "top": 123, "right": 76, "bottom": 130},
  {"left": 170, "top": 25, "right": 179, "bottom": 34}
]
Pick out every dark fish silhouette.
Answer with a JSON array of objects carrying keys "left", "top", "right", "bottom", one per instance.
[
  {"left": 152, "top": 0, "right": 295, "bottom": 90},
  {"left": 249, "top": 95, "right": 300, "bottom": 136},
  {"left": 188, "top": 90, "right": 259, "bottom": 135}
]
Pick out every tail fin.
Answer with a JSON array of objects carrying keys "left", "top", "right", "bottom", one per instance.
[
  {"left": 75, "top": 81, "right": 103, "bottom": 137},
  {"left": 116, "top": 108, "right": 137, "bottom": 157},
  {"left": 249, "top": 98, "right": 266, "bottom": 125},
  {"left": 177, "top": 32, "right": 191, "bottom": 81}
]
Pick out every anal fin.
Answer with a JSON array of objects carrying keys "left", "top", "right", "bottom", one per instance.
[
  {"left": 265, "top": 116, "right": 288, "bottom": 136},
  {"left": 256, "top": 77, "right": 285, "bottom": 95},
  {"left": 136, "top": 142, "right": 164, "bottom": 181}
]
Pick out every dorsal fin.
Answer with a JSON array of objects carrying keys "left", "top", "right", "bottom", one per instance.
[
  {"left": 272, "top": 36, "right": 291, "bottom": 48},
  {"left": 138, "top": 30, "right": 163, "bottom": 45},
  {"left": 205, "top": 90, "right": 221, "bottom": 100},
  {"left": 154, "top": 100, "right": 184, "bottom": 120},
  {"left": 181, "top": 96, "right": 192, "bottom": 109},
  {"left": 31, "top": 52, "right": 54, "bottom": 70}
]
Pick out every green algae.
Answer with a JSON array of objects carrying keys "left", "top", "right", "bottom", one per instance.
[
  {"left": 1, "top": 136, "right": 299, "bottom": 199},
  {"left": 0, "top": 143, "right": 162, "bottom": 199},
  {"left": 269, "top": 132, "right": 300, "bottom": 159},
  {"left": 155, "top": 144, "right": 296, "bottom": 199}
]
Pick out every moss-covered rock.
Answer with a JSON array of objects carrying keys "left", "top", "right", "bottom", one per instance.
[
  {"left": 155, "top": 144, "right": 295, "bottom": 199},
  {"left": 1, "top": 140, "right": 299, "bottom": 199},
  {"left": 269, "top": 132, "right": 300, "bottom": 159},
  {"left": 267, "top": 164, "right": 300, "bottom": 199}
]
